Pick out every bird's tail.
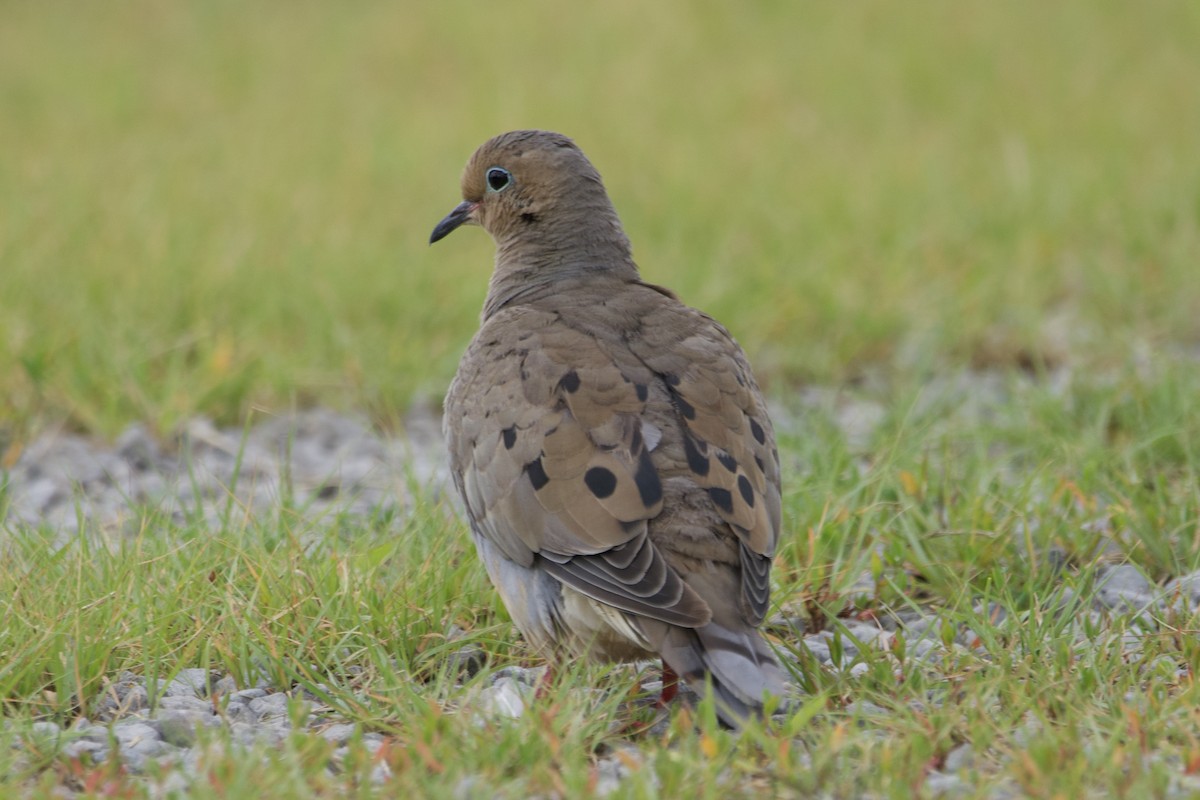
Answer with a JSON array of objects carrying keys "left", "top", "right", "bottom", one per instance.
[{"left": 647, "top": 620, "right": 785, "bottom": 728}]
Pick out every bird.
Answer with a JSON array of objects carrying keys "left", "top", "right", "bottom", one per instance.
[{"left": 431, "top": 130, "right": 785, "bottom": 727}]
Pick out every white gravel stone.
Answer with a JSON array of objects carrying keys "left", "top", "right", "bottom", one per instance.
[
  {"left": 593, "top": 756, "right": 631, "bottom": 796},
  {"left": 1095, "top": 564, "right": 1154, "bottom": 612},
  {"left": 28, "top": 720, "right": 62, "bottom": 740},
  {"left": 248, "top": 693, "right": 292, "bottom": 720},
  {"left": 908, "top": 638, "right": 941, "bottom": 660},
  {"left": 213, "top": 675, "right": 239, "bottom": 696},
  {"left": 156, "top": 709, "right": 221, "bottom": 747},
  {"left": 223, "top": 701, "right": 252, "bottom": 722},
  {"left": 81, "top": 725, "right": 111, "bottom": 744},
  {"left": 361, "top": 732, "right": 386, "bottom": 751},
  {"left": 164, "top": 669, "right": 212, "bottom": 698},
  {"left": 924, "top": 771, "right": 969, "bottom": 796},
  {"left": 943, "top": 743, "right": 975, "bottom": 772},
  {"left": 844, "top": 700, "right": 889, "bottom": 718},
  {"left": 122, "top": 740, "right": 178, "bottom": 773},
  {"left": 228, "top": 721, "right": 260, "bottom": 746},
  {"left": 370, "top": 760, "right": 393, "bottom": 785},
  {"left": 318, "top": 723, "right": 357, "bottom": 745},
  {"left": 62, "top": 739, "right": 108, "bottom": 761},
  {"left": 800, "top": 640, "right": 832, "bottom": 664},
  {"left": 160, "top": 695, "right": 213, "bottom": 713},
  {"left": 113, "top": 721, "right": 161, "bottom": 747},
  {"left": 1160, "top": 570, "right": 1200, "bottom": 613},
  {"left": 470, "top": 677, "right": 527, "bottom": 721}
]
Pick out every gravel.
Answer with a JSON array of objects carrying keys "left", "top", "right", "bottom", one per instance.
[
  {"left": 3, "top": 407, "right": 452, "bottom": 546},
  {"left": 6, "top": 402, "right": 1200, "bottom": 795}
]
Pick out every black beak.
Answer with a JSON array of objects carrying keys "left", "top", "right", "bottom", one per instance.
[{"left": 430, "top": 201, "right": 477, "bottom": 244}]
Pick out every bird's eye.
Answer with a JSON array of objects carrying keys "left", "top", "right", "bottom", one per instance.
[{"left": 486, "top": 167, "right": 512, "bottom": 192}]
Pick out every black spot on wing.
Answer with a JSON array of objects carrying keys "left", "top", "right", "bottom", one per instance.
[
  {"left": 737, "top": 474, "right": 755, "bottom": 508},
  {"left": 683, "top": 435, "right": 710, "bottom": 477},
  {"left": 526, "top": 457, "right": 550, "bottom": 491},
  {"left": 520, "top": 212, "right": 539, "bottom": 224},
  {"left": 584, "top": 466, "right": 618, "bottom": 499},
  {"left": 708, "top": 487, "right": 734, "bottom": 515},
  {"left": 634, "top": 447, "right": 662, "bottom": 507},
  {"left": 559, "top": 370, "right": 581, "bottom": 393},
  {"left": 674, "top": 395, "right": 696, "bottom": 420},
  {"left": 502, "top": 426, "right": 517, "bottom": 450},
  {"left": 716, "top": 451, "right": 738, "bottom": 472},
  {"left": 635, "top": 383, "right": 648, "bottom": 402},
  {"left": 750, "top": 418, "right": 766, "bottom": 445}
]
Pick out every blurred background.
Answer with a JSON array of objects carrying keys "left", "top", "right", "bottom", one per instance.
[{"left": 2, "top": 0, "right": 1198, "bottom": 438}]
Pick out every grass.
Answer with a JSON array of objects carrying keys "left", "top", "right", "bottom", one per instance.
[
  {"left": 2, "top": 365, "right": 1199, "bottom": 797},
  {"left": 2, "top": 0, "right": 1200, "bottom": 796}
]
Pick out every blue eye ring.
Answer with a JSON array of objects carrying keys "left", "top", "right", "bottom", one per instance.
[{"left": 486, "top": 167, "right": 512, "bottom": 192}]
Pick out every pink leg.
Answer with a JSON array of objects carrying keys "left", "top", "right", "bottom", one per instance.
[
  {"left": 656, "top": 662, "right": 679, "bottom": 708},
  {"left": 535, "top": 664, "right": 555, "bottom": 700}
]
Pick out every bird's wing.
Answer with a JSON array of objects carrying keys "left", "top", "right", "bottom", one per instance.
[
  {"left": 445, "top": 306, "right": 712, "bottom": 628},
  {"left": 627, "top": 289, "right": 782, "bottom": 625}
]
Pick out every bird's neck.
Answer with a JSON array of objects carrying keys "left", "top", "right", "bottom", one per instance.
[{"left": 482, "top": 207, "right": 640, "bottom": 321}]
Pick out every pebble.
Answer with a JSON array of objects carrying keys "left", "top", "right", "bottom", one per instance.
[
  {"left": 469, "top": 676, "right": 528, "bottom": 721},
  {"left": 844, "top": 700, "right": 889, "bottom": 718},
  {"left": 228, "top": 721, "right": 261, "bottom": 746},
  {"left": 223, "top": 701, "right": 252, "bottom": 722},
  {"left": 248, "top": 693, "right": 292, "bottom": 720},
  {"left": 28, "top": 720, "right": 62, "bottom": 740},
  {"left": 1160, "top": 570, "right": 1200, "bottom": 613},
  {"left": 164, "top": 669, "right": 214, "bottom": 698},
  {"left": 1095, "top": 564, "right": 1154, "bottom": 612},
  {"left": 448, "top": 645, "right": 488, "bottom": 678},
  {"left": 488, "top": 666, "right": 542, "bottom": 688},
  {"left": 62, "top": 739, "right": 108, "bottom": 761},
  {"left": 318, "top": 723, "right": 357, "bottom": 745},
  {"left": 593, "top": 755, "right": 631, "bottom": 796},
  {"left": 155, "top": 710, "right": 212, "bottom": 747},
  {"left": 800, "top": 640, "right": 832, "bottom": 664},
  {"left": 94, "top": 674, "right": 150, "bottom": 720},
  {"left": 943, "top": 744, "right": 975, "bottom": 772},
  {"left": 160, "top": 695, "right": 213, "bottom": 713},
  {"left": 213, "top": 675, "right": 239, "bottom": 697},
  {"left": 924, "top": 772, "right": 969, "bottom": 796}
]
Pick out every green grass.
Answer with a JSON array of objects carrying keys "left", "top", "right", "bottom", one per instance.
[
  {"left": 2, "top": 365, "right": 1199, "bottom": 796},
  {"left": 3, "top": 0, "right": 1200, "bottom": 796}
]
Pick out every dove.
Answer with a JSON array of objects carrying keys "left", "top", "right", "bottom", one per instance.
[{"left": 431, "top": 130, "right": 785, "bottom": 727}]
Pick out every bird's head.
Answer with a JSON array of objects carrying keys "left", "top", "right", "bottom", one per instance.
[{"left": 430, "top": 130, "right": 631, "bottom": 269}]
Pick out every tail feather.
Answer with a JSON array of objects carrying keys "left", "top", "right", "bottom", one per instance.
[{"left": 646, "top": 620, "right": 784, "bottom": 728}]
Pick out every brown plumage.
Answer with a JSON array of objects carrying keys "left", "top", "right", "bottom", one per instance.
[{"left": 432, "top": 130, "right": 785, "bottom": 726}]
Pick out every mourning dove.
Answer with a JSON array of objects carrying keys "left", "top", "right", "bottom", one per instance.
[{"left": 432, "top": 130, "right": 785, "bottom": 727}]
